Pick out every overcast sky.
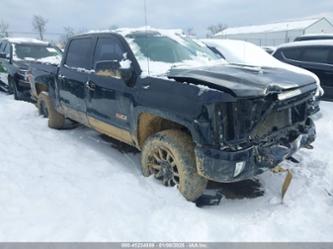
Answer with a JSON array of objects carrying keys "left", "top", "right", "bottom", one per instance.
[{"left": 1, "top": 0, "right": 333, "bottom": 40}]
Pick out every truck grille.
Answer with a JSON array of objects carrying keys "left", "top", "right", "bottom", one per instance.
[{"left": 216, "top": 90, "right": 315, "bottom": 146}]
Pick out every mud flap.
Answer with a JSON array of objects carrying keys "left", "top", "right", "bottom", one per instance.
[
  {"left": 195, "top": 191, "right": 224, "bottom": 207},
  {"left": 272, "top": 166, "right": 293, "bottom": 203}
]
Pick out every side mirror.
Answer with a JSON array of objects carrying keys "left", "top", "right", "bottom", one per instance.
[{"left": 94, "top": 60, "right": 134, "bottom": 82}]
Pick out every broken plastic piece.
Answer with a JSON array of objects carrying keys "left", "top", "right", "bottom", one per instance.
[
  {"left": 195, "top": 191, "right": 224, "bottom": 207},
  {"left": 272, "top": 165, "right": 293, "bottom": 203}
]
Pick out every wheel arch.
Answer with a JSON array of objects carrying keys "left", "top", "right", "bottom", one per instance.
[{"left": 133, "top": 108, "right": 198, "bottom": 150}]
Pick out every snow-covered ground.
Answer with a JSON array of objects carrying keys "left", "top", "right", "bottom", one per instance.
[{"left": 0, "top": 91, "right": 332, "bottom": 242}]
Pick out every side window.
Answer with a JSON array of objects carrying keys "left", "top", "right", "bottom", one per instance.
[
  {"left": 302, "top": 47, "right": 330, "bottom": 64},
  {"left": 93, "top": 36, "right": 126, "bottom": 64},
  {"left": 282, "top": 48, "right": 302, "bottom": 61},
  {"left": 65, "top": 38, "right": 93, "bottom": 69},
  {"left": 0, "top": 42, "right": 3, "bottom": 52}
]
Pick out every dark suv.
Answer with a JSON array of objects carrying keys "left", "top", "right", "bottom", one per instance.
[
  {"left": 273, "top": 40, "right": 333, "bottom": 101},
  {"left": 0, "top": 38, "right": 62, "bottom": 100},
  {"left": 33, "top": 29, "right": 318, "bottom": 202}
]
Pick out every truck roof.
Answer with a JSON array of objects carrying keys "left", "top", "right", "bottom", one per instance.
[
  {"left": 74, "top": 27, "right": 184, "bottom": 39},
  {"left": 277, "top": 39, "right": 333, "bottom": 49}
]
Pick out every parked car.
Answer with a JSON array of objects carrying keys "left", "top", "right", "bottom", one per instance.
[
  {"left": 0, "top": 37, "right": 62, "bottom": 100},
  {"left": 34, "top": 28, "right": 318, "bottom": 202},
  {"left": 201, "top": 39, "right": 324, "bottom": 99},
  {"left": 273, "top": 40, "right": 333, "bottom": 101},
  {"left": 294, "top": 34, "right": 333, "bottom": 42}
]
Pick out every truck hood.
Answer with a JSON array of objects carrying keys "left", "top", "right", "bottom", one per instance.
[{"left": 168, "top": 64, "right": 317, "bottom": 97}]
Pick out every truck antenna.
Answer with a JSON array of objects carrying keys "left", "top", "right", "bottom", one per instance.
[{"left": 144, "top": 0, "right": 150, "bottom": 75}]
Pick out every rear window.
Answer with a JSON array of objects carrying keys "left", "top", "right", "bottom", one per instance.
[
  {"left": 65, "top": 38, "right": 93, "bottom": 69},
  {"left": 282, "top": 48, "right": 302, "bottom": 60},
  {"left": 302, "top": 47, "right": 331, "bottom": 64}
]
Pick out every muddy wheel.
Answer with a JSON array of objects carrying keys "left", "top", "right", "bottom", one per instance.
[
  {"left": 141, "top": 129, "right": 207, "bottom": 201},
  {"left": 37, "top": 92, "right": 65, "bottom": 129}
]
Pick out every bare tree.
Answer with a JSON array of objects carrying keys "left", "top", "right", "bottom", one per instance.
[
  {"left": 186, "top": 28, "right": 196, "bottom": 37},
  {"left": 32, "top": 15, "right": 48, "bottom": 40},
  {"left": 0, "top": 20, "right": 9, "bottom": 38},
  {"left": 109, "top": 25, "right": 119, "bottom": 31},
  {"left": 59, "top": 26, "right": 75, "bottom": 47},
  {"left": 207, "top": 23, "right": 228, "bottom": 38}
]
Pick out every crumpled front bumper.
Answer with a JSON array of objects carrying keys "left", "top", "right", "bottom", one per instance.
[{"left": 195, "top": 120, "right": 316, "bottom": 183}]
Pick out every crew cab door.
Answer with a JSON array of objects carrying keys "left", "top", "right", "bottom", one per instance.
[
  {"left": 86, "top": 35, "right": 134, "bottom": 144},
  {"left": 58, "top": 37, "right": 95, "bottom": 124}
]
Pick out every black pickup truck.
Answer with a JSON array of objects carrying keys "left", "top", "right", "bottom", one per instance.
[
  {"left": 33, "top": 28, "right": 318, "bottom": 202},
  {"left": 0, "top": 37, "right": 62, "bottom": 100}
]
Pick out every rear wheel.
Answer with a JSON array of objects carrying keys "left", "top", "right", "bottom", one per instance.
[
  {"left": 141, "top": 129, "right": 207, "bottom": 201},
  {"left": 37, "top": 92, "right": 65, "bottom": 129}
]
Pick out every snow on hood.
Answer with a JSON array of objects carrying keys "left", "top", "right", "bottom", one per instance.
[
  {"left": 5, "top": 37, "right": 49, "bottom": 45},
  {"left": 16, "top": 55, "right": 62, "bottom": 65},
  {"left": 202, "top": 39, "right": 323, "bottom": 97}
]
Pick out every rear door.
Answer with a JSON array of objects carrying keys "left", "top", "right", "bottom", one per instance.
[
  {"left": 298, "top": 46, "right": 333, "bottom": 100},
  {"left": 58, "top": 37, "right": 95, "bottom": 124},
  {"left": 278, "top": 46, "right": 333, "bottom": 100}
]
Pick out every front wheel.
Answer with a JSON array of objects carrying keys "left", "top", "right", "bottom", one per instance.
[
  {"left": 37, "top": 92, "right": 65, "bottom": 129},
  {"left": 141, "top": 129, "right": 207, "bottom": 202}
]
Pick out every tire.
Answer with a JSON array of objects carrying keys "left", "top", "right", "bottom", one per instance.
[
  {"left": 37, "top": 92, "right": 65, "bottom": 129},
  {"left": 141, "top": 129, "right": 208, "bottom": 201},
  {"left": 8, "top": 78, "right": 19, "bottom": 99}
]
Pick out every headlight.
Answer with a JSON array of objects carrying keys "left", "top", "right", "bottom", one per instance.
[{"left": 17, "top": 68, "right": 29, "bottom": 81}]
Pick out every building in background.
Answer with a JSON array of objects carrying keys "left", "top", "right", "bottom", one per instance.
[{"left": 214, "top": 17, "right": 333, "bottom": 46}]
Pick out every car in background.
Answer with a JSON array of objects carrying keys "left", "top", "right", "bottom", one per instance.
[
  {"left": 294, "top": 34, "right": 333, "bottom": 42},
  {"left": 0, "top": 38, "right": 62, "bottom": 100},
  {"left": 201, "top": 39, "right": 323, "bottom": 99},
  {"left": 273, "top": 40, "right": 333, "bottom": 101}
]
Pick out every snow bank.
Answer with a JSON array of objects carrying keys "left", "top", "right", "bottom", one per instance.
[{"left": 0, "top": 92, "right": 332, "bottom": 241}]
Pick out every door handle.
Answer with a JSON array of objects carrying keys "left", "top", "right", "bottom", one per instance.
[{"left": 86, "top": 80, "right": 96, "bottom": 91}]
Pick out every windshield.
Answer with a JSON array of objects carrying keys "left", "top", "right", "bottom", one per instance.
[
  {"left": 13, "top": 44, "right": 62, "bottom": 61},
  {"left": 125, "top": 32, "right": 221, "bottom": 75}
]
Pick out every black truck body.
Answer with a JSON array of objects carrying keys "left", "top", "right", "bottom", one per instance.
[{"left": 32, "top": 29, "right": 318, "bottom": 200}]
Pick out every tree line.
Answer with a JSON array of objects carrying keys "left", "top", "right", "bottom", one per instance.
[{"left": 0, "top": 15, "right": 228, "bottom": 47}]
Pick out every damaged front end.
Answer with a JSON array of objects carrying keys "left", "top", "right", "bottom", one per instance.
[{"left": 195, "top": 86, "right": 318, "bottom": 183}]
